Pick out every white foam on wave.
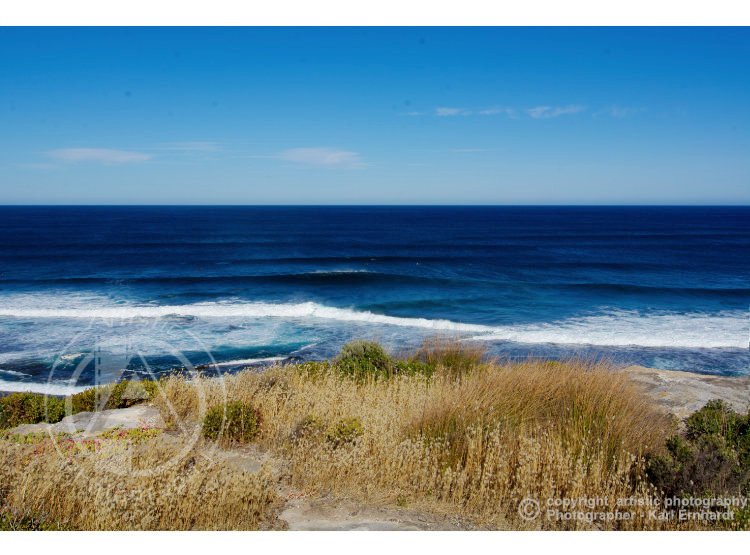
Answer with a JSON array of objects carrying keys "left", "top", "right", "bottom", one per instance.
[
  {"left": 0, "top": 301, "right": 496, "bottom": 333},
  {"left": 212, "top": 356, "right": 288, "bottom": 367},
  {"left": 0, "top": 298, "right": 746, "bottom": 349},
  {"left": 0, "top": 379, "right": 89, "bottom": 396},
  {"left": 470, "top": 310, "right": 749, "bottom": 349},
  {"left": 0, "top": 368, "right": 30, "bottom": 377},
  {"left": 310, "top": 269, "right": 371, "bottom": 274}
]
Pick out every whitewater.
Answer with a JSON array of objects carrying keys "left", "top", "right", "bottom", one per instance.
[{"left": 0, "top": 299, "right": 746, "bottom": 349}]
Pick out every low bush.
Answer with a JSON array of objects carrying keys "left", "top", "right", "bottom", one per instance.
[
  {"left": 0, "top": 505, "right": 69, "bottom": 531},
  {"left": 293, "top": 414, "right": 327, "bottom": 439},
  {"left": 0, "top": 431, "right": 71, "bottom": 444},
  {"left": 0, "top": 380, "right": 161, "bottom": 430},
  {"left": 70, "top": 379, "right": 159, "bottom": 413},
  {"left": 686, "top": 399, "right": 749, "bottom": 446},
  {"left": 335, "top": 340, "right": 394, "bottom": 380},
  {"left": 392, "top": 359, "right": 435, "bottom": 378},
  {"left": 646, "top": 399, "right": 750, "bottom": 498},
  {"left": 0, "top": 393, "right": 66, "bottom": 428},
  {"left": 325, "top": 417, "right": 363, "bottom": 447},
  {"left": 202, "top": 401, "right": 263, "bottom": 445},
  {"left": 331, "top": 340, "right": 435, "bottom": 382},
  {"left": 99, "top": 425, "right": 162, "bottom": 442},
  {"left": 296, "top": 360, "right": 333, "bottom": 381}
]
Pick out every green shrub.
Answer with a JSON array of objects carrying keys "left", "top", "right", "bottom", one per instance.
[
  {"left": 0, "top": 393, "right": 66, "bottom": 428},
  {"left": 393, "top": 359, "right": 435, "bottom": 378},
  {"left": 1, "top": 430, "right": 71, "bottom": 444},
  {"left": 70, "top": 380, "right": 159, "bottom": 413},
  {"left": 68, "top": 387, "right": 98, "bottom": 413},
  {"left": 326, "top": 417, "right": 363, "bottom": 447},
  {"left": 686, "top": 399, "right": 748, "bottom": 445},
  {"left": 335, "top": 341, "right": 393, "bottom": 381},
  {"left": 331, "top": 341, "right": 435, "bottom": 382},
  {"left": 294, "top": 414, "right": 327, "bottom": 439},
  {"left": 646, "top": 399, "right": 750, "bottom": 498},
  {"left": 201, "top": 401, "right": 263, "bottom": 445},
  {"left": 296, "top": 360, "right": 333, "bottom": 380},
  {"left": 99, "top": 426, "right": 162, "bottom": 442},
  {"left": 0, "top": 380, "right": 160, "bottom": 430},
  {"left": 0, "top": 506, "right": 69, "bottom": 531}
]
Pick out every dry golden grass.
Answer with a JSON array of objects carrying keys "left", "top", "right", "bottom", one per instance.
[
  {"left": 0, "top": 340, "right": 688, "bottom": 530},
  {"left": 149, "top": 350, "right": 678, "bottom": 529},
  {"left": 0, "top": 433, "right": 279, "bottom": 530},
  {"left": 409, "top": 336, "right": 488, "bottom": 377}
]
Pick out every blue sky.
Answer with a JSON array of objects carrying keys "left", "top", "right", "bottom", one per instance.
[{"left": 1, "top": 27, "right": 748, "bottom": 204}]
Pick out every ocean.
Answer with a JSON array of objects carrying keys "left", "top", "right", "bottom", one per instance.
[{"left": 0, "top": 205, "right": 747, "bottom": 394}]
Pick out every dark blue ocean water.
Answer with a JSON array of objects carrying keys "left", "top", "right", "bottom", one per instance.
[{"left": 0, "top": 206, "right": 748, "bottom": 393}]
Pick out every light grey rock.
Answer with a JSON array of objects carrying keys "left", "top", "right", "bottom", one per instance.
[
  {"left": 8, "top": 422, "right": 57, "bottom": 436},
  {"left": 625, "top": 365, "right": 749, "bottom": 420},
  {"left": 8, "top": 405, "right": 165, "bottom": 437}
]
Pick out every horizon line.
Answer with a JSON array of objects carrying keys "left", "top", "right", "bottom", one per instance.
[{"left": 0, "top": 203, "right": 749, "bottom": 208}]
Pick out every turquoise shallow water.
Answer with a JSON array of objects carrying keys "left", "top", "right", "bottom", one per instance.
[{"left": 0, "top": 205, "right": 748, "bottom": 393}]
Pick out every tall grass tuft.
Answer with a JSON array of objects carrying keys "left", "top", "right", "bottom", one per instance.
[{"left": 410, "top": 337, "right": 488, "bottom": 377}]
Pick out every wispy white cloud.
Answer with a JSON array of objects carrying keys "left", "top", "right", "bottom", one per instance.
[
  {"left": 158, "top": 141, "right": 221, "bottom": 151},
  {"left": 477, "top": 106, "right": 516, "bottom": 117},
  {"left": 280, "top": 148, "right": 364, "bottom": 167},
  {"left": 47, "top": 148, "right": 152, "bottom": 164},
  {"left": 252, "top": 147, "right": 365, "bottom": 168},
  {"left": 436, "top": 107, "right": 470, "bottom": 117},
  {"left": 427, "top": 104, "right": 596, "bottom": 119},
  {"left": 433, "top": 106, "right": 518, "bottom": 118},
  {"left": 526, "top": 105, "right": 586, "bottom": 119},
  {"left": 402, "top": 111, "right": 425, "bottom": 116},
  {"left": 593, "top": 106, "right": 645, "bottom": 118}
]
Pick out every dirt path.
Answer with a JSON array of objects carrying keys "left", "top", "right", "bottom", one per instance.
[
  {"left": 277, "top": 494, "right": 476, "bottom": 530},
  {"left": 218, "top": 443, "right": 477, "bottom": 530}
]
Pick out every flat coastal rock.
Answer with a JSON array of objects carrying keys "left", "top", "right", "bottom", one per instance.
[
  {"left": 9, "top": 405, "right": 165, "bottom": 437},
  {"left": 625, "top": 365, "right": 749, "bottom": 420}
]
